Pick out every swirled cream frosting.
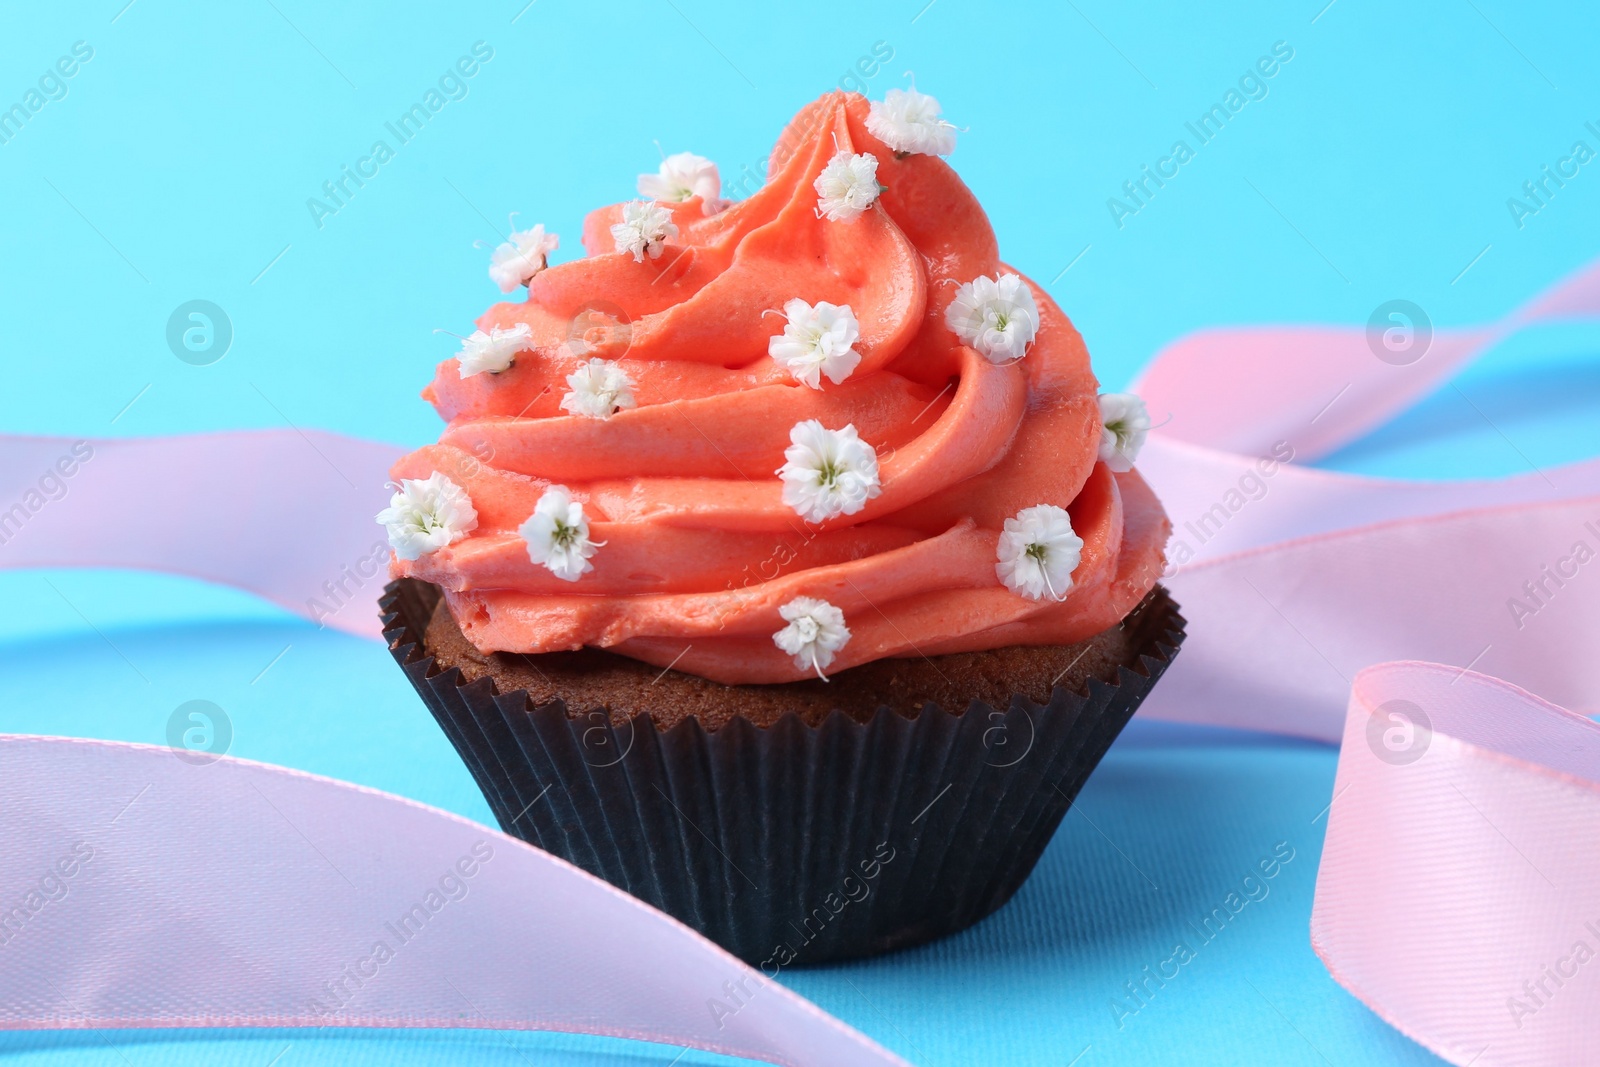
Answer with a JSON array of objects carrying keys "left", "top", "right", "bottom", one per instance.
[{"left": 387, "top": 91, "right": 1170, "bottom": 685}]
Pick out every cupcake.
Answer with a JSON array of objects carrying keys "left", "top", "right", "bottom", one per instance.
[{"left": 379, "top": 88, "right": 1182, "bottom": 964}]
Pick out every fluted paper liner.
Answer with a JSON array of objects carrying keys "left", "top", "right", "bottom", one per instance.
[{"left": 382, "top": 578, "right": 1184, "bottom": 964}]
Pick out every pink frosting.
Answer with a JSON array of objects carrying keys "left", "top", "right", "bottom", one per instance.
[{"left": 389, "top": 92, "right": 1170, "bottom": 684}]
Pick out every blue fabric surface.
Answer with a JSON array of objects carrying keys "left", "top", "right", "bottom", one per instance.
[{"left": 2, "top": 0, "right": 1598, "bottom": 1063}]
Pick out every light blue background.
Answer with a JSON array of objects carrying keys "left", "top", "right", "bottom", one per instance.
[{"left": 2, "top": 0, "right": 1597, "bottom": 1064}]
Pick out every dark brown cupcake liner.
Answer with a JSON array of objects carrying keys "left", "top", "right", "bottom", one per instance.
[{"left": 380, "top": 578, "right": 1184, "bottom": 965}]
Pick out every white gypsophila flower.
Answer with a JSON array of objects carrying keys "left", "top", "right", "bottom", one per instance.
[
  {"left": 1098, "top": 392, "right": 1151, "bottom": 473},
  {"left": 560, "top": 357, "right": 637, "bottom": 419},
  {"left": 376, "top": 472, "right": 478, "bottom": 561},
  {"left": 813, "top": 151, "right": 881, "bottom": 221},
  {"left": 610, "top": 200, "right": 680, "bottom": 262},
  {"left": 996, "top": 504, "right": 1083, "bottom": 602},
  {"left": 638, "top": 151, "right": 723, "bottom": 212},
  {"left": 767, "top": 298, "right": 862, "bottom": 389},
  {"left": 777, "top": 420, "right": 882, "bottom": 523},
  {"left": 944, "top": 273, "right": 1040, "bottom": 363},
  {"left": 772, "top": 596, "right": 851, "bottom": 679},
  {"left": 519, "top": 485, "right": 602, "bottom": 582},
  {"left": 866, "top": 86, "right": 957, "bottom": 156},
  {"left": 456, "top": 322, "right": 533, "bottom": 378},
  {"left": 488, "top": 223, "right": 559, "bottom": 293}
]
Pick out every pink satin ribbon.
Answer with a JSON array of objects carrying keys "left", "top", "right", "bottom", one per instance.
[
  {"left": 0, "top": 430, "right": 402, "bottom": 640},
  {"left": 1314, "top": 665, "right": 1600, "bottom": 1066},
  {"left": 0, "top": 734, "right": 906, "bottom": 1067},
  {"left": 2, "top": 254, "right": 1599, "bottom": 1065}
]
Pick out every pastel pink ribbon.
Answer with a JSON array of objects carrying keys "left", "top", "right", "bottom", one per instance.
[
  {"left": 2, "top": 253, "right": 1599, "bottom": 1065},
  {"left": 0, "top": 430, "right": 402, "bottom": 640},
  {"left": 0, "top": 734, "right": 906, "bottom": 1067},
  {"left": 1314, "top": 664, "right": 1600, "bottom": 1066}
]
